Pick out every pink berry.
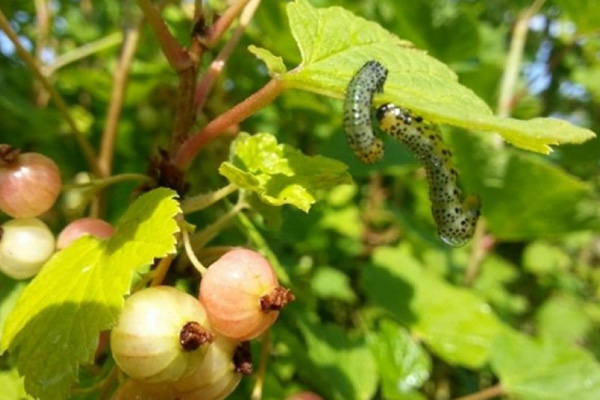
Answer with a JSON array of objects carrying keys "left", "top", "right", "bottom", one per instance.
[
  {"left": 0, "top": 146, "right": 62, "bottom": 218},
  {"left": 199, "top": 248, "right": 294, "bottom": 341},
  {"left": 57, "top": 218, "right": 115, "bottom": 249}
]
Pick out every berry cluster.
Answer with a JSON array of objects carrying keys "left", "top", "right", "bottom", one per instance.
[
  {"left": 0, "top": 145, "right": 295, "bottom": 399},
  {"left": 111, "top": 249, "right": 294, "bottom": 399},
  {"left": 0, "top": 145, "right": 114, "bottom": 279}
]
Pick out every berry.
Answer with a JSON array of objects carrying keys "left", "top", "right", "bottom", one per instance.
[
  {"left": 0, "top": 145, "right": 62, "bottom": 218},
  {"left": 0, "top": 218, "right": 55, "bottom": 279},
  {"left": 111, "top": 286, "right": 215, "bottom": 383},
  {"left": 199, "top": 248, "right": 294, "bottom": 341},
  {"left": 173, "top": 336, "right": 249, "bottom": 400},
  {"left": 57, "top": 218, "right": 114, "bottom": 249}
]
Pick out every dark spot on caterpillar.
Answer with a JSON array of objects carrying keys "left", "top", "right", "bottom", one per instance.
[
  {"left": 376, "top": 103, "right": 480, "bottom": 247},
  {"left": 343, "top": 60, "right": 388, "bottom": 164}
]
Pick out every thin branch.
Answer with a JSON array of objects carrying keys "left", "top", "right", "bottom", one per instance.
[
  {"left": 464, "top": 221, "right": 494, "bottom": 286},
  {"left": 33, "top": 0, "right": 51, "bottom": 106},
  {"left": 0, "top": 7, "right": 100, "bottom": 175},
  {"left": 150, "top": 255, "right": 174, "bottom": 286},
  {"left": 181, "top": 183, "right": 238, "bottom": 214},
  {"left": 190, "top": 201, "right": 247, "bottom": 251},
  {"left": 133, "top": 0, "right": 192, "bottom": 71},
  {"left": 182, "top": 225, "right": 207, "bottom": 276},
  {"left": 497, "top": 0, "right": 547, "bottom": 118},
  {"left": 175, "top": 78, "right": 285, "bottom": 169},
  {"left": 98, "top": 25, "right": 142, "bottom": 177},
  {"left": 195, "top": 0, "right": 262, "bottom": 110},
  {"left": 61, "top": 172, "right": 153, "bottom": 191},
  {"left": 250, "top": 331, "right": 271, "bottom": 400},
  {"left": 204, "top": 0, "right": 251, "bottom": 48},
  {"left": 465, "top": 0, "right": 545, "bottom": 285},
  {"left": 45, "top": 32, "right": 123, "bottom": 75},
  {"left": 453, "top": 384, "right": 505, "bottom": 400}
]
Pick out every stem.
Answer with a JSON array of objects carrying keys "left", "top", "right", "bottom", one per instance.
[
  {"left": 181, "top": 183, "right": 238, "bottom": 213},
  {"left": 175, "top": 78, "right": 285, "bottom": 169},
  {"left": 465, "top": 0, "right": 545, "bottom": 285},
  {"left": 190, "top": 201, "right": 247, "bottom": 251},
  {"left": 195, "top": 0, "right": 262, "bottom": 110},
  {"left": 62, "top": 172, "right": 153, "bottom": 191},
  {"left": 205, "top": 0, "right": 251, "bottom": 48},
  {"left": 464, "top": 220, "right": 489, "bottom": 286},
  {"left": 151, "top": 255, "right": 174, "bottom": 286},
  {"left": 182, "top": 225, "right": 207, "bottom": 276},
  {"left": 497, "top": 0, "right": 546, "bottom": 118},
  {"left": 250, "top": 330, "right": 271, "bottom": 400},
  {"left": 0, "top": 7, "right": 100, "bottom": 175},
  {"left": 97, "top": 366, "right": 119, "bottom": 400},
  {"left": 453, "top": 384, "right": 505, "bottom": 400},
  {"left": 133, "top": 0, "right": 192, "bottom": 71},
  {"left": 33, "top": 0, "right": 51, "bottom": 106},
  {"left": 45, "top": 32, "right": 123, "bottom": 75},
  {"left": 98, "top": 25, "right": 142, "bottom": 177}
]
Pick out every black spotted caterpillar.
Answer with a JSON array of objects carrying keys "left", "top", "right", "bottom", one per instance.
[
  {"left": 343, "top": 60, "right": 480, "bottom": 246},
  {"left": 343, "top": 60, "right": 388, "bottom": 163}
]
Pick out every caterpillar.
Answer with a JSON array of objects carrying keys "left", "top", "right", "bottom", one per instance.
[
  {"left": 376, "top": 103, "right": 480, "bottom": 247},
  {"left": 343, "top": 60, "right": 388, "bottom": 164}
]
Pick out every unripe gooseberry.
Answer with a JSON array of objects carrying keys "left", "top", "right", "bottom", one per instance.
[
  {"left": 0, "top": 145, "right": 62, "bottom": 218},
  {"left": 57, "top": 217, "right": 115, "bottom": 249},
  {"left": 111, "top": 286, "right": 215, "bottom": 383},
  {"left": 0, "top": 218, "right": 55, "bottom": 279},
  {"left": 174, "top": 337, "right": 252, "bottom": 400},
  {"left": 199, "top": 248, "right": 295, "bottom": 341}
]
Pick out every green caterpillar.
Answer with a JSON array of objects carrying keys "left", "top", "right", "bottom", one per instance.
[
  {"left": 376, "top": 103, "right": 480, "bottom": 246},
  {"left": 343, "top": 60, "right": 388, "bottom": 164}
]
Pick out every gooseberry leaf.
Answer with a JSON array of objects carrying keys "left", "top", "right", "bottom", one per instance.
[
  {"left": 248, "top": 45, "right": 287, "bottom": 75},
  {"left": 368, "top": 319, "right": 431, "bottom": 399},
  {"left": 219, "top": 132, "right": 352, "bottom": 212},
  {"left": 0, "top": 188, "right": 180, "bottom": 400},
  {"left": 252, "top": 0, "right": 596, "bottom": 153},
  {"left": 491, "top": 329, "right": 600, "bottom": 400},
  {"left": 298, "top": 322, "right": 378, "bottom": 400},
  {"left": 362, "top": 246, "right": 501, "bottom": 368}
]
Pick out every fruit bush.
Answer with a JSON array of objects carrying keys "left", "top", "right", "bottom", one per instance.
[{"left": 1, "top": 0, "right": 600, "bottom": 399}]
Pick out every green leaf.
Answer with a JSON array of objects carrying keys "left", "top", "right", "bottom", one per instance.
[
  {"left": 0, "top": 275, "right": 27, "bottom": 343},
  {"left": 220, "top": 132, "right": 352, "bottom": 212},
  {"left": 248, "top": 45, "right": 287, "bottom": 75},
  {"left": 0, "top": 368, "right": 30, "bottom": 400},
  {"left": 0, "top": 188, "right": 180, "bottom": 400},
  {"left": 311, "top": 266, "right": 357, "bottom": 303},
  {"left": 450, "top": 131, "right": 600, "bottom": 239},
  {"left": 368, "top": 319, "right": 431, "bottom": 399},
  {"left": 523, "top": 241, "right": 571, "bottom": 276},
  {"left": 554, "top": 0, "right": 600, "bottom": 34},
  {"left": 491, "top": 329, "right": 600, "bottom": 400},
  {"left": 268, "top": 0, "right": 595, "bottom": 153},
  {"left": 298, "top": 322, "right": 378, "bottom": 400},
  {"left": 362, "top": 246, "right": 501, "bottom": 367},
  {"left": 536, "top": 296, "right": 592, "bottom": 345}
]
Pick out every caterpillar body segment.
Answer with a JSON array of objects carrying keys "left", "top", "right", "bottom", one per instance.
[
  {"left": 376, "top": 103, "right": 480, "bottom": 246},
  {"left": 343, "top": 60, "right": 388, "bottom": 164}
]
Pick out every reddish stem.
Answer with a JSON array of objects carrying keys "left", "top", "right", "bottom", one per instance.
[
  {"left": 205, "top": 0, "right": 251, "bottom": 48},
  {"left": 174, "top": 78, "right": 285, "bottom": 169},
  {"left": 133, "top": 0, "right": 191, "bottom": 71}
]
